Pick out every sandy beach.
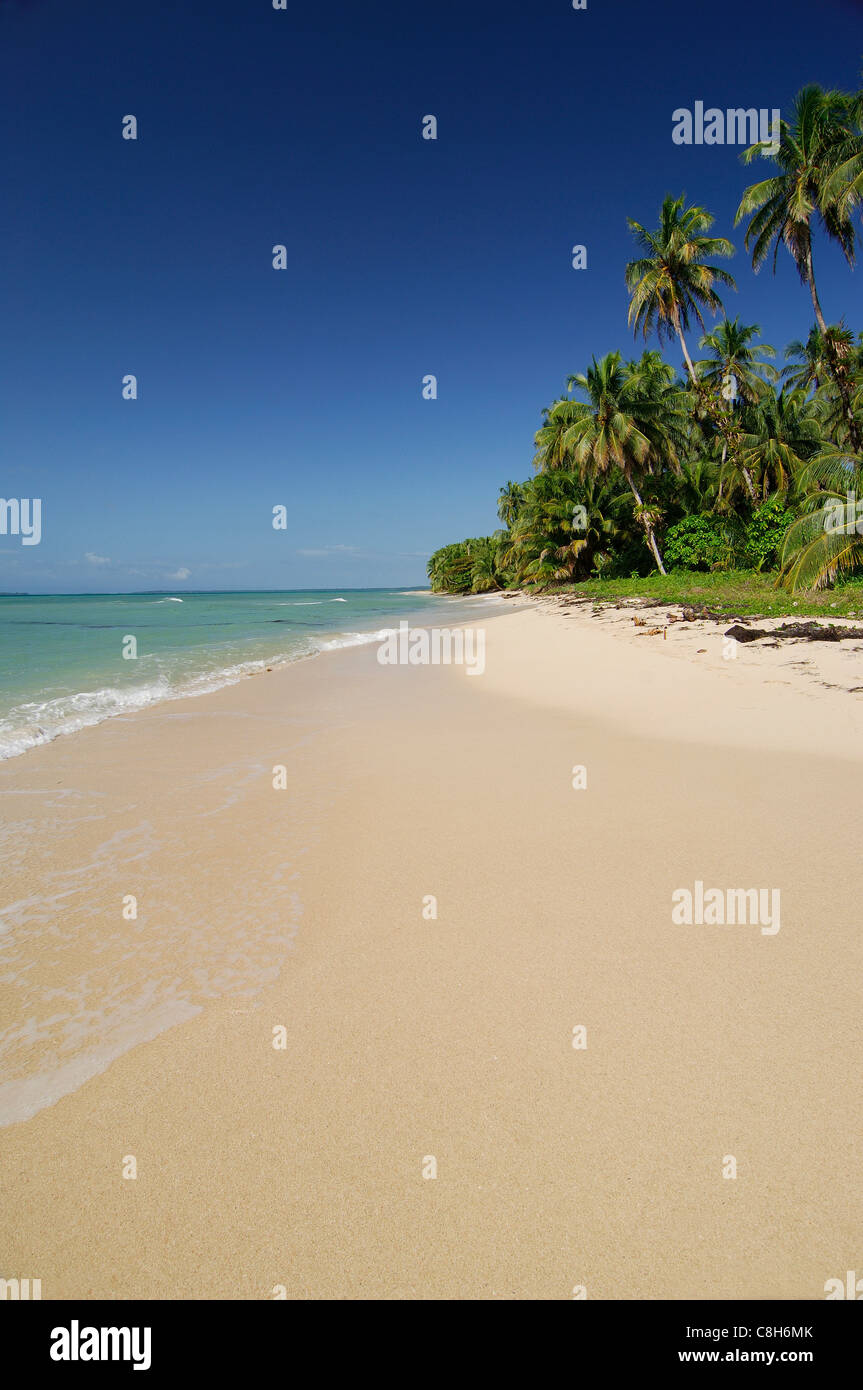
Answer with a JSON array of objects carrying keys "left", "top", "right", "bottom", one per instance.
[{"left": 1, "top": 601, "right": 861, "bottom": 1299}]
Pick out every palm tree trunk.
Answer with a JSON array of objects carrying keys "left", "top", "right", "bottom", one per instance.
[
  {"left": 672, "top": 309, "right": 698, "bottom": 387},
  {"left": 806, "top": 241, "right": 862, "bottom": 451},
  {"left": 627, "top": 476, "right": 666, "bottom": 575},
  {"left": 805, "top": 242, "right": 828, "bottom": 337},
  {"left": 724, "top": 414, "right": 756, "bottom": 500},
  {"left": 825, "top": 343, "right": 863, "bottom": 453},
  {"left": 723, "top": 427, "right": 757, "bottom": 501}
]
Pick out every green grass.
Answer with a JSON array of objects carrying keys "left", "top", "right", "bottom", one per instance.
[{"left": 535, "top": 570, "right": 863, "bottom": 619}]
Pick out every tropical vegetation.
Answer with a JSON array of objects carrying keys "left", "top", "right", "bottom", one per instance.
[{"left": 429, "top": 77, "right": 863, "bottom": 600}]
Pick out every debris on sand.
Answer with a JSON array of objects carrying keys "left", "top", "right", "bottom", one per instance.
[{"left": 724, "top": 620, "right": 863, "bottom": 645}]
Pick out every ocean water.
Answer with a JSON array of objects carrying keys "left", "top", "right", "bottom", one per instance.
[{"left": 0, "top": 588, "right": 495, "bottom": 761}]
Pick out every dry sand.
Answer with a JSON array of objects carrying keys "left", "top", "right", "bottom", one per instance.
[{"left": 1, "top": 602, "right": 861, "bottom": 1299}]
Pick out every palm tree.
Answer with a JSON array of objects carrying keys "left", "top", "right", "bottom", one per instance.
[
  {"left": 735, "top": 85, "right": 861, "bottom": 449},
  {"left": 501, "top": 471, "right": 624, "bottom": 586},
  {"left": 695, "top": 318, "right": 778, "bottom": 498},
  {"left": 677, "top": 455, "right": 722, "bottom": 514},
  {"left": 820, "top": 86, "right": 863, "bottom": 226},
  {"left": 626, "top": 196, "right": 742, "bottom": 489},
  {"left": 532, "top": 397, "right": 584, "bottom": 474},
  {"left": 427, "top": 542, "right": 473, "bottom": 593},
  {"left": 696, "top": 317, "right": 777, "bottom": 404},
  {"left": 466, "top": 535, "right": 505, "bottom": 593},
  {"left": 626, "top": 193, "right": 736, "bottom": 385},
  {"left": 735, "top": 86, "right": 854, "bottom": 330},
  {"left": 538, "top": 351, "right": 685, "bottom": 574},
  {"left": 732, "top": 389, "right": 825, "bottom": 499},
  {"left": 782, "top": 327, "right": 831, "bottom": 393},
  {"left": 497, "top": 481, "right": 525, "bottom": 529},
  {"left": 779, "top": 446, "right": 863, "bottom": 590},
  {"left": 819, "top": 325, "right": 863, "bottom": 450},
  {"left": 428, "top": 537, "right": 508, "bottom": 594}
]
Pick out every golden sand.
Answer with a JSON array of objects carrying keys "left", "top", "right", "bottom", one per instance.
[{"left": 1, "top": 605, "right": 861, "bottom": 1298}]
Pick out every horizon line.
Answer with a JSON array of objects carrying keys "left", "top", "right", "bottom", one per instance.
[{"left": 0, "top": 586, "right": 432, "bottom": 598}]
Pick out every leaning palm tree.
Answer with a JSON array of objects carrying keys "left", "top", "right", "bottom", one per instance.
[
  {"left": 625, "top": 193, "right": 736, "bottom": 385},
  {"left": 735, "top": 85, "right": 861, "bottom": 449},
  {"left": 735, "top": 86, "right": 854, "bottom": 331}
]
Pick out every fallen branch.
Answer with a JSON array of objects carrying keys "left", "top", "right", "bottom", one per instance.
[{"left": 724, "top": 621, "right": 863, "bottom": 644}]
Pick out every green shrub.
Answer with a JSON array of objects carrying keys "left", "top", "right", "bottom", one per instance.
[
  {"left": 742, "top": 496, "right": 796, "bottom": 571},
  {"left": 665, "top": 514, "right": 742, "bottom": 571}
]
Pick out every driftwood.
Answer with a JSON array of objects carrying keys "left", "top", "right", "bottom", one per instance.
[
  {"left": 724, "top": 621, "right": 863, "bottom": 645},
  {"left": 681, "top": 605, "right": 749, "bottom": 623},
  {"left": 616, "top": 599, "right": 747, "bottom": 622},
  {"left": 537, "top": 595, "right": 863, "bottom": 646}
]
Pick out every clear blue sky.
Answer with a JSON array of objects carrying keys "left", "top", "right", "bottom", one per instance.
[{"left": 1, "top": 0, "right": 861, "bottom": 593}]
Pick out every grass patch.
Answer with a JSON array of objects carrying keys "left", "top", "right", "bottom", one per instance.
[{"left": 534, "top": 570, "right": 863, "bottom": 619}]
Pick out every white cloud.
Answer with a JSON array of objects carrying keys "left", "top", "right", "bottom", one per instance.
[
  {"left": 166, "top": 567, "right": 191, "bottom": 581},
  {"left": 296, "top": 545, "right": 358, "bottom": 557},
  {"left": 84, "top": 552, "right": 111, "bottom": 566}
]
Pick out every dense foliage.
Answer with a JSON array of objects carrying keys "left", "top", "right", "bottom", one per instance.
[{"left": 429, "top": 81, "right": 863, "bottom": 596}]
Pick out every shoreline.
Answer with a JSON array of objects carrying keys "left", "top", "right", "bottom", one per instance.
[
  {"left": 0, "top": 604, "right": 514, "bottom": 1127},
  {"left": 1, "top": 602, "right": 860, "bottom": 1298},
  {"left": 0, "top": 592, "right": 508, "bottom": 765}
]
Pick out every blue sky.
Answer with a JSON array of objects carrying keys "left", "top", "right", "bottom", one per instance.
[{"left": 1, "top": 0, "right": 861, "bottom": 593}]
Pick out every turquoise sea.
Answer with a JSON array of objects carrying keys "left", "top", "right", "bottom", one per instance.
[{"left": 0, "top": 588, "right": 496, "bottom": 761}]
